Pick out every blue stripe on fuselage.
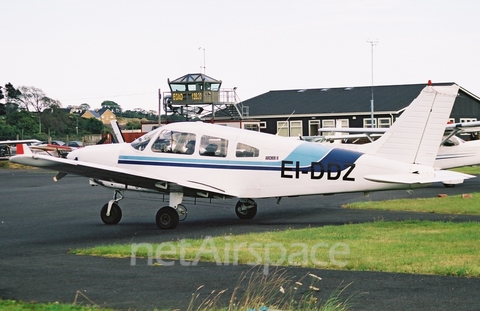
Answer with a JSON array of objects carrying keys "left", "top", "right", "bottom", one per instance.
[
  {"left": 117, "top": 143, "right": 363, "bottom": 173},
  {"left": 284, "top": 143, "right": 363, "bottom": 172}
]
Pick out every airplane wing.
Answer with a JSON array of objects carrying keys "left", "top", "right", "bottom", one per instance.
[
  {"left": 322, "top": 122, "right": 480, "bottom": 134},
  {"left": 320, "top": 127, "right": 387, "bottom": 134},
  {"left": 318, "top": 128, "right": 385, "bottom": 142},
  {"left": 0, "top": 139, "right": 42, "bottom": 144},
  {"left": 10, "top": 146, "right": 231, "bottom": 198},
  {"left": 446, "top": 120, "right": 480, "bottom": 132}
]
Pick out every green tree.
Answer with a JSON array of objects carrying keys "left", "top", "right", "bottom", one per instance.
[
  {"left": 1, "top": 83, "right": 21, "bottom": 116},
  {"left": 5, "top": 110, "right": 38, "bottom": 137},
  {"left": 4, "top": 83, "right": 22, "bottom": 102},
  {"left": 41, "top": 106, "right": 73, "bottom": 136},
  {"left": 80, "top": 103, "right": 90, "bottom": 113},
  {"left": 84, "top": 117, "right": 104, "bottom": 134},
  {"left": 101, "top": 100, "right": 122, "bottom": 114},
  {"left": 126, "top": 119, "right": 141, "bottom": 130},
  {"left": 0, "top": 122, "right": 17, "bottom": 140}
]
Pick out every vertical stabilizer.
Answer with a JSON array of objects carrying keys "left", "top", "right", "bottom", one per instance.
[
  {"left": 16, "top": 144, "right": 32, "bottom": 156},
  {"left": 360, "top": 83, "right": 459, "bottom": 166}
]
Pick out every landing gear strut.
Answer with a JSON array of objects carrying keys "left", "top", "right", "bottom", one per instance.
[{"left": 235, "top": 198, "right": 257, "bottom": 219}]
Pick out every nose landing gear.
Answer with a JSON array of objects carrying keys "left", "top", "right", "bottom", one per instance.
[{"left": 100, "top": 190, "right": 124, "bottom": 225}]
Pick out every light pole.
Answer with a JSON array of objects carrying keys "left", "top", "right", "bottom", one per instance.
[
  {"left": 367, "top": 39, "right": 378, "bottom": 128},
  {"left": 198, "top": 47, "right": 206, "bottom": 74}
]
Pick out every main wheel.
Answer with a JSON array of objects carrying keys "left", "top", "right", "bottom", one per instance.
[
  {"left": 100, "top": 203, "right": 122, "bottom": 225},
  {"left": 235, "top": 199, "right": 257, "bottom": 219},
  {"left": 156, "top": 206, "right": 179, "bottom": 229}
]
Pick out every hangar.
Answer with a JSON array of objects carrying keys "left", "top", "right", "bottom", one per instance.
[{"left": 237, "top": 82, "right": 480, "bottom": 138}]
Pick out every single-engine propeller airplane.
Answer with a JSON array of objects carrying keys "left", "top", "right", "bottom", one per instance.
[{"left": 10, "top": 83, "right": 474, "bottom": 229}]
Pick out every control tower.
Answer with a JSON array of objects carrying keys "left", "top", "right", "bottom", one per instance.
[
  {"left": 168, "top": 73, "right": 222, "bottom": 105},
  {"left": 164, "top": 73, "right": 244, "bottom": 122}
]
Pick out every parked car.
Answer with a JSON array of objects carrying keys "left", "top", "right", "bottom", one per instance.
[
  {"left": 51, "top": 140, "right": 66, "bottom": 146},
  {"left": 66, "top": 141, "right": 84, "bottom": 149}
]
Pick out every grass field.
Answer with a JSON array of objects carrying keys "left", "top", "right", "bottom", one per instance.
[
  {"left": 343, "top": 192, "right": 480, "bottom": 215},
  {"left": 72, "top": 220, "right": 480, "bottom": 277},
  {"left": 71, "top": 187, "right": 480, "bottom": 278}
]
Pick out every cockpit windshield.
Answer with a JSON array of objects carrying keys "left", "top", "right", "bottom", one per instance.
[{"left": 131, "top": 129, "right": 160, "bottom": 151}]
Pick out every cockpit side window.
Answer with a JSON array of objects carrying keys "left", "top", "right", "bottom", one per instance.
[
  {"left": 236, "top": 142, "right": 259, "bottom": 157},
  {"left": 151, "top": 130, "right": 196, "bottom": 154},
  {"left": 200, "top": 135, "right": 228, "bottom": 157}
]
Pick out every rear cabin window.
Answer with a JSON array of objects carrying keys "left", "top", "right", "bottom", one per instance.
[
  {"left": 236, "top": 142, "right": 259, "bottom": 157},
  {"left": 200, "top": 135, "right": 228, "bottom": 157}
]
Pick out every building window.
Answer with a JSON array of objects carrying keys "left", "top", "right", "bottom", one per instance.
[
  {"left": 363, "top": 118, "right": 377, "bottom": 128},
  {"left": 321, "top": 120, "right": 335, "bottom": 135},
  {"left": 290, "top": 120, "right": 302, "bottom": 137},
  {"left": 260, "top": 121, "right": 267, "bottom": 129},
  {"left": 320, "top": 119, "right": 348, "bottom": 135},
  {"left": 378, "top": 118, "right": 392, "bottom": 128},
  {"left": 243, "top": 123, "right": 259, "bottom": 131},
  {"left": 276, "top": 121, "right": 289, "bottom": 137}
]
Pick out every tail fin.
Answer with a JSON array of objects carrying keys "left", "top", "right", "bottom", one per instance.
[
  {"left": 360, "top": 83, "right": 459, "bottom": 166},
  {"left": 16, "top": 144, "right": 32, "bottom": 156}
]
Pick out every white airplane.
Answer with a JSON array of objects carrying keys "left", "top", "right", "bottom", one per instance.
[
  {"left": 0, "top": 139, "right": 42, "bottom": 157},
  {"left": 317, "top": 121, "right": 480, "bottom": 171},
  {"left": 10, "top": 84, "right": 474, "bottom": 229}
]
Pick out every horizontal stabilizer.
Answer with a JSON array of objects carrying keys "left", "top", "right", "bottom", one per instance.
[{"left": 364, "top": 170, "right": 474, "bottom": 184}]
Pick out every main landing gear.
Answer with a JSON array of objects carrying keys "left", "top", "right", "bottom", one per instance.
[
  {"left": 99, "top": 190, "right": 188, "bottom": 230},
  {"left": 99, "top": 190, "right": 258, "bottom": 229},
  {"left": 235, "top": 198, "right": 258, "bottom": 219}
]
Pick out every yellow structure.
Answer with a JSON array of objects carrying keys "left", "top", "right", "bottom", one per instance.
[{"left": 81, "top": 108, "right": 116, "bottom": 125}]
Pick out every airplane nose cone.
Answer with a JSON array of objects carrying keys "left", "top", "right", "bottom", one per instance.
[
  {"left": 66, "top": 143, "right": 125, "bottom": 166},
  {"left": 67, "top": 148, "right": 81, "bottom": 160}
]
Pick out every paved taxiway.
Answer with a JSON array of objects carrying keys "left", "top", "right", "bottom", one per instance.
[{"left": 1, "top": 169, "right": 479, "bottom": 310}]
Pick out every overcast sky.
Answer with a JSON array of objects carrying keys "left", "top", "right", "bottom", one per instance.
[{"left": 2, "top": 0, "right": 479, "bottom": 113}]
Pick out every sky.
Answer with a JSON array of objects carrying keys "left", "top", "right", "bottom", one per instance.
[{"left": 2, "top": 0, "right": 479, "bottom": 113}]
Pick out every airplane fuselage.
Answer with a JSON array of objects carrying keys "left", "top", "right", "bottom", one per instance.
[{"left": 67, "top": 122, "right": 430, "bottom": 199}]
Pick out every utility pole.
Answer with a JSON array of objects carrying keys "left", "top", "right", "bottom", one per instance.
[{"left": 367, "top": 39, "right": 378, "bottom": 128}]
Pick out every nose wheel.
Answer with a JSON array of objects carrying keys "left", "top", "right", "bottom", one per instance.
[
  {"left": 100, "top": 190, "right": 124, "bottom": 225},
  {"left": 100, "top": 202, "right": 122, "bottom": 225}
]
